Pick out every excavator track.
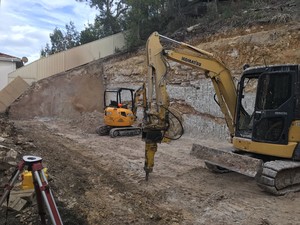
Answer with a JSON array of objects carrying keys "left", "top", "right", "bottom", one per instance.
[
  {"left": 191, "top": 143, "right": 300, "bottom": 195},
  {"left": 255, "top": 160, "right": 300, "bottom": 195},
  {"left": 96, "top": 125, "right": 111, "bottom": 136},
  {"left": 109, "top": 127, "right": 142, "bottom": 138}
]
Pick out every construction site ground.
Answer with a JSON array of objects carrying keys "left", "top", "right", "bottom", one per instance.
[
  {"left": 1, "top": 2, "right": 300, "bottom": 223},
  {"left": 1, "top": 115, "right": 300, "bottom": 225}
]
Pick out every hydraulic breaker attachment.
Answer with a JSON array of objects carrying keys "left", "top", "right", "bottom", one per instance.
[
  {"left": 144, "top": 142, "right": 158, "bottom": 181},
  {"left": 142, "top": 129, "right": 163, "bottom": 180},
  {"left": 191, "top": 143, "right": 263, "bottom": 178}
]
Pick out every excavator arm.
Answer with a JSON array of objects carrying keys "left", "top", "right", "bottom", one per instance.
[
  {"left": 132, "top": 83, "right": 147, "bottom": 118},
  {"left": 143, "top": 32, "right": 237, "bottom": 180},
  {"left": 147, "top": 32, "right": 237, "bottom": 136}
]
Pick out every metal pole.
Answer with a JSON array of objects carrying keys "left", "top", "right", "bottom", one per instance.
[
  {"left": 0, "top": 170, "right": 21, "bottom": 206},
  {"left": 33, "top": 167, "right": 63, "bottom": 225}
]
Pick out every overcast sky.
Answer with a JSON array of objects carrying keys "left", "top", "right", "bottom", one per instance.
[{"left": 0, "top": 0, "right": 98, "bottom": 63}]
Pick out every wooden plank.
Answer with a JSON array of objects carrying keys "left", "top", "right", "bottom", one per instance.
[
  {"left": 0, "top": 76, "right": 29, "bottom": 112},
  {"left": 10, "top": 189, "right": 35, "bottom": 202},
  {"left": 1, "top": 195, "right": 27, "bottom": 211}
]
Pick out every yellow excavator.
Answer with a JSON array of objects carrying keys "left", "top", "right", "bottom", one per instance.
[
  {"left": 96, "top": 86, "right": 146, "bottom": 138},
  {"left": 142, "top": 31, "right": 300, "bottom": 195}
]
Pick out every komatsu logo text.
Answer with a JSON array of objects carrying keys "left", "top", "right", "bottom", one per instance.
[{"left": 181, "top": 57, "right": 201, "bottom": 66}]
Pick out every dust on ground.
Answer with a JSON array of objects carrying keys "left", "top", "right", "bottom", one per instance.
[{"left": 1, "top": 114, "right": 300, "bottom": 225}]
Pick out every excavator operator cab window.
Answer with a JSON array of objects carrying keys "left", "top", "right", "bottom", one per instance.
[
  {"left": 104, "top": 88, "right": 135, "bottom": 111},
  {"left": 236, "top": 77, "right": 258, "bottom": 138},
  {"left": 110, "top": 100, "right": 118, "bottom": 107},
  {"left": 256, "top": 73, "right": 292, "bottom": 110},
  {"left": 252, "top": 72, "right": 293, "bottom": 144}
]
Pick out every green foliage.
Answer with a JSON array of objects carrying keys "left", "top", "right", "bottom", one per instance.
[
  {"left": 80, "top": 19, "right": 102, "bottom": 44},
  {"left": 41, "top": 21, "right": 80, "bottom": 57},
  {"left": 40, "top": 43, "right": 51, "bottom": 57},
  {"left": 220, "top": 4, "right": 234, "bottom": 19},
  {"left": 124, "top": 0, "right": 172, "bottom": 48},
  {"left": 124, "top": 0, "right": 209, "bottom": 48},
  {"left": 77, "top": 0, "right": 127, "bottom": 39},
  {"left": 42, "top": 0, "right": 291, "bottom": 56},
  {"left": 65, "top": 22, "right": 80, "bottom": 48}
]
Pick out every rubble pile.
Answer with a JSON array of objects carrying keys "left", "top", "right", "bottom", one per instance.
[
  {"left": 0, "top": 145, "right": 19, "bottom": 184},
  {"left": 0, "top": 117, "right": 38, "bottom": 183},
  {"left": 0, "top": 117, "right": 40, "bottom": 225},
  {"left": 0, "top": 118, "right": 21, "bottom": 186},
  {"left": 69, "top": 111, "right": 104, "bottom": 133}
]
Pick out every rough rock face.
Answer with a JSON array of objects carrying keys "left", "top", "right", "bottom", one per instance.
[{"left": 7, "top": 22, "right": 300, "bottom": 141}]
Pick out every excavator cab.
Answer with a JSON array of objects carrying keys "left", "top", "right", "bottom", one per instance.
[
  {"left": 104, "top": 88, "right": 135, "bottom": 111},
  {"left": 235, "top": 65, "right": 299, "bottom": 147},
  {"left": 194, "top": 64, "right": 300, "bottom": 195},
  {"left": 96, "top": 87, "right": 142, "bottom": 138}
]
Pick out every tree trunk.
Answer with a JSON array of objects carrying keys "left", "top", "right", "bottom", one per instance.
[{"left": 214, "top": 0, "right": 218, "bottom": 13}]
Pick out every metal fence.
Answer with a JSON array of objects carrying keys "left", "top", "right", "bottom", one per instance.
[{"left": 8, "top": 32, "right": 126, "bottom": 84}]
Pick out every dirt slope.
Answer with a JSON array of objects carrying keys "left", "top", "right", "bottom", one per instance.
[{"left": 9, "top": 61, "right": 105, "bottom": 120}]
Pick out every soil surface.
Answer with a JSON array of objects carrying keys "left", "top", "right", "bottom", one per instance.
[
  {"left": 1, "top": 116, "right": 300, "bottom": 225},
  {"left": 1, "top": 2, "right": 300, "bottom": 224}
]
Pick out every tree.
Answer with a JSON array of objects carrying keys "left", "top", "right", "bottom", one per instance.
[
  {"left": 125, "top": 0, "right": 170, "bottom": 48},
  {"left": 77, "top": 0, "right": 184, "bottom": 48},
  {"left": 77, "top": 0, "right": 127, "bottom": 36},
  {"left": 41, "top": 21, "right": 80, "bottom": 57},
  {"left": 49, "top": 28, "right": 66, "bottom": 54},
  {"left": 80, "top": 21, "right": 101, "bottom": 45},
  {"left": 65, "top": 21, "right": 80, "bottom": 49},
  {"left": 40, "top": 43, "right": 51, "bottom": 57},
  {"left": 80, "top": 15, "right": 111, "bottom": 44}
]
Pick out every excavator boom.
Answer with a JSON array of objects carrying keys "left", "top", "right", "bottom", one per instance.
[
  {"left": 146, "top": 32, "right": 237, "bottom": 137},
  {"left": 143, "top": 31, "right": 239, "bottom": 178},
  {"left": 143, "top": 31, "right": 239, "bottom": 179}
]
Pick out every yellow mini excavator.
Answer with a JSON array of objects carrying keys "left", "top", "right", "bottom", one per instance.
[
  {"left": 96, "top": 86, "right": 145, "bottom": 138},
  {"left": 142, "top": 31, "right": 300, "bottom": 195}
]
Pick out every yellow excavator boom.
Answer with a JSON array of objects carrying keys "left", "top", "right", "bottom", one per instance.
[
  {"left": 146, "top": 32, "right": 237, "bottom": 137},
  {"left": 143, "top": 31, "right": 238, "bottom": 179}
]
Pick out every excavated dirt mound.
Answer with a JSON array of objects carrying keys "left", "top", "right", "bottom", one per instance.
[{"left": 9, "top": 61, "right": 105, "bottom": 120}]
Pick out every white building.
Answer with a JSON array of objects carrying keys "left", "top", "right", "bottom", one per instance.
[{"left": 0, "top": 53, "right": 23, "bottom": 90}]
